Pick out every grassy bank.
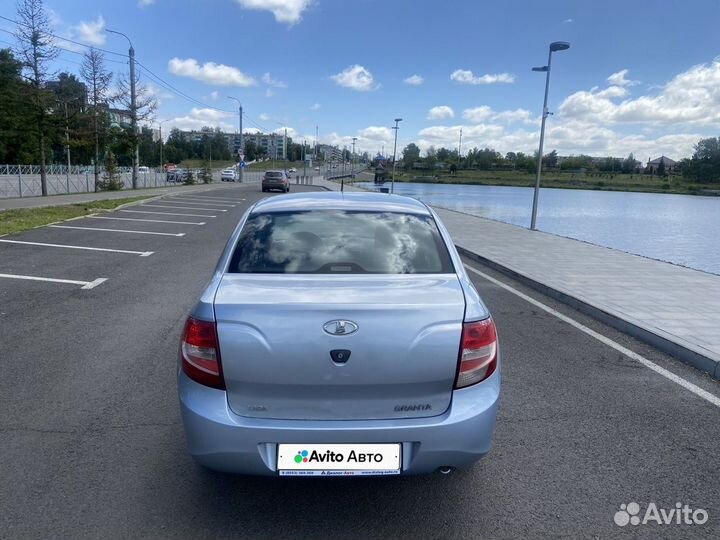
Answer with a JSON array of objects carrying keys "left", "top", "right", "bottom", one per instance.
[
  {"left": 0, "top": 196, "right": 152, "bottom": 236},
  {"left": 384, "top": 169, "right": 714, "bottom": 195}
]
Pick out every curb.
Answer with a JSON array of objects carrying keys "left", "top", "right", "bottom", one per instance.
[{"left": 456, "top": 245, "right": 720, "bottom": 381}]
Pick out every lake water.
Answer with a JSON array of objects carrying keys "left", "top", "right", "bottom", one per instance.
[{"left": 355, "top": 182, "right": 720, "bottom": 275}]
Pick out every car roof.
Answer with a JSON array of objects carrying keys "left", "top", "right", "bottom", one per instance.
[{"left": 251, "top": 191, "right": 431, "bottom": 215}]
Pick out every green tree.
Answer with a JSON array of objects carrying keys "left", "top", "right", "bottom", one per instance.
[
  {"left": 401, "top": 143, "right": 420, "bottom": 169},
  {"left": 622, "top": 153, "right": 636, "bottom": 173},
  {"left": 97, "top": 150, "right": 123, "bottom": 191},
  {"left": 424, "top": 146, "right": 437, "bottom": 170},
  {"left": 15, "top": 0, "right": 59, "bottom": 195},
  {"left": 543, "top": 149, "right": 558, "bottom": 168},
  {"left": 183, "top": 168, "right": 196, "bottom": 185},
  {"left": 0, "top": 48, "right": 36, "bottom": 163},
  {"left": 657, "top": 159, "right": 666, "bottom": 177}
]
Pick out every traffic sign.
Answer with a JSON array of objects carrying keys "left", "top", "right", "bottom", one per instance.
[{"left": 240, "top": 161, "right": 246, "bottom": 168}]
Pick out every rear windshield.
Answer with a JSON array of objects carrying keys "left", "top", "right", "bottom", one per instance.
[
  {"left": 228, "top": 210, "right": 454, "bottom": 274},
  {"left": 265, "top": 171, "right": 283, "bottom": 178}
]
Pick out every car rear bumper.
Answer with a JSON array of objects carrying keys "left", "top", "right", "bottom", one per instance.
[{"left": 178, "top": 363, "right": 500, "bottom": 476}]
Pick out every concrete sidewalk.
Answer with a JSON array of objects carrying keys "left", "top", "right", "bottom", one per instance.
[
  {"left": 317, "top": 178, "right": 720, "bottom": 379},
  {"left": 0, "top": 182, "right": 240, "bottom": 211}
]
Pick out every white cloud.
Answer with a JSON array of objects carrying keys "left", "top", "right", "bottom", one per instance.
[
  {"left": 359, "top": 126, "right": 392, "bottom": 141},
  {"left": 560, "top": 60, "right": 720, "bottom": 126},
  {"left": 168, "top": 57, "right": 256, "bottom": 87},
  {"left": 427, "top": 105, "right": 455, "bottom": 120},
  {"left": 462, "top": 106, "right": 494, "bottom": 122},
  {"left": 310, "top": 103, "right": 321, "bottom": 110},
  {"left": 262, "top": 72, "right": 287, "bottom": 88},
  {"left": 138, "top": 0, "right": 155, "bottom": 7},
  {"left": 234, "top": 0, "right": 311, "bottom": 25},
  {"left": 607, "top": 69, "right": 640, "bottom": 87},
  {"left": 265, "top": 88, "right": 275, "bottom": 98},
  {"left": 404, "top": 74, "right": 424, "bottom": 85},
  {"left": 562, "top": 18, "right": 573, "bottom": 23},
  {"left": 68, "top": 15, "right": 106, "bottom": 46},
  {"left": 209, "top": 91, "right": 219, "bottom": 100},
  {"left": 259, "top": 113, "right": 270, "bottom": 121},
  {"left": 463, "top": 106, "right": 536, "bottom": 125},
  {"left": 331, "top": 65, "right": 377, "bottom": 91},
  {"left": 168, "top": 107, "right": 234, "bottom": 132},
  {"left": 450, "top": 69, "right": 515, "bottom": 85}
]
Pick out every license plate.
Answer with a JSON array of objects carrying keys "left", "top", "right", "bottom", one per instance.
[{"left": 277, "top": 444, "right": 401, "bottom": 476}]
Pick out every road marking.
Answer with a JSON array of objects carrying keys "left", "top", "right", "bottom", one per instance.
[
  {"left": 48, "top": 225, "right": 185, "bottom": 237},
  {"left": 120, "top": 210, "right": 217, "bottom": 218},
  {"left": 0, "top": 239, "right": 153, "bottom": 256},
  {"left": 89, "top": 216, "right": 205, "bottom": 225},
  {"left": 0, "top": 273, "right": 107, "bottom": 289},
  {"left": 464, "top": 264, "right": 720, "bottom": 409},
  {"left": 140, "top": 204, "right": 227, "bottom": 212},
  {"left": 158, "top": 200, "right": 236, "bottom": 207},
  {"left": 170, "top": 196, "right": 246, "bottom": 202}
]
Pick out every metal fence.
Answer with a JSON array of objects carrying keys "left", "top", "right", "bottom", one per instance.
[{"left": 0, "top": 165, "right": 267, "bottom": 198}]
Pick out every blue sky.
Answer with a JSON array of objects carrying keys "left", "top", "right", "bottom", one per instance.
[{"left": 2, "top": 0, "right": 720, "bottom": 159}]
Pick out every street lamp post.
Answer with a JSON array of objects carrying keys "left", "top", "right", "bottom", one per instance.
[
  {"left": 530, "top": 41, "right": 570, "bottom": 230},
  {"left": 227, "top": 97, "right": 243, "bottom": 182},
  {"left": 391, "top": 118, "right": 402, "bottom": 194},
  {"left": 106, "top": 29, "right": 138, "bottom": 189},
  {"left": 158, "top": 119, "right": 169, "bottom": 173},
  {"left": 351, "top": 137, "right": 357, "bottom": 176}
]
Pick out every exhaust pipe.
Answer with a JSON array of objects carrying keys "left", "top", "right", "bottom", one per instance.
[{"left": 438, "top": 466, "right": 454, "bottom": 475}]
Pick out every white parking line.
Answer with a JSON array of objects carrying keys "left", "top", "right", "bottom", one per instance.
[
  {"left": 89, "top": 216, "right": 206, "bottom": 226},
  {"left": 0, "top": 239, "right": 153, "bottom": 256},
  {"left": 464, "top": 264, "right": 720, "bottom": 409},
  {"left": 158, "top": 200, "right": 236, "bottom": 207},
  {"left": 165, "top": 197, "right": 237, "bottom": 208},
  {"left": 140, "top": 204, "right": 227, "bottom": 212},
  {"left": 0, "top": 273, "right": 107, "bottom": 289},
  {"left": 120, "top": 210, "right": 217, "bottom": 218},
  {"left": 48, "top": 225, "right": 185, "bottom": 237},
  {"left": 171, "top": 196, "right": 246, "bottom": 202}
]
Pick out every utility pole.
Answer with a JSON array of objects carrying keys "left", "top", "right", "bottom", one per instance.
[
  {"left": 271, "top": 133, "right": 276, "bottom": 168},
  {"left": 64, "top": 101, "right": 71, "bottom": 187},
  {"left": 391, "top": 118, "right": 402, "bottom": 194},
  {"left": 303, "top": 139, "right": 307, "bottom": 180},
  {"left": 351, "top": 137, "right": 357, "bottom": 175},
  {"left": 228, "top": 97, "right": 243, "bottom": 182},
  {"left": 315, "top": 125, "right": 319, "bottom": 162},
  {"left": 107, "top": 29, "right": 138, "bottom": 189},
  {"left": 458, "top": 127, "right": 463, "bottom": 173},
  {"left": 284, "top": 128, "right": 287, "bottom": 162}
]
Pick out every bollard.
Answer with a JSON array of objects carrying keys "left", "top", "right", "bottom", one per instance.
[{"left": 18, "top": 170, "right": 22, "bottom": 198}]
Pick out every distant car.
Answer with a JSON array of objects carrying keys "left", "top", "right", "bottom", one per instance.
[
  {"left": 221, "top": 168, "right": 237, "bottom": 182},
  {"left": 138, "top": 166, "right": 150, "bottom": 174},
  {"left": 288, "top": 168, "right": 297, "bottom": 173},
  {"left": 166, "top": 168, "right": 187, "bottom": 183},
  {"left": 262, "top": 170, "right": 290, "bottom": 193},
  {"left": 314, "top": 166, "right": 320, "bottom": 171},
  {"left": 177, "top": 191, "right": 500, "bottom": 475}
]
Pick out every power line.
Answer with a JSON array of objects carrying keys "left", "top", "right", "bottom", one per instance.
[
  {"left": 135, "top": 60, "right": 234, "bottom": 114},
  {"left": 0, "top": 14, "right": 128, "bottom": 58}
]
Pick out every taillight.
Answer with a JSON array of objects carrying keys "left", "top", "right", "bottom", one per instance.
[
  {"left": 181, "top": 317, "right": 225, "bottom": 390},
  {"left": 455, "top": 318, "right": 498, "bottom": 388}
]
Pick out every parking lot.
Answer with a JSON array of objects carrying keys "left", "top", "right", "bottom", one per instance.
[{"left": 1, "top": 184, "right": 719, "bottom": 539}]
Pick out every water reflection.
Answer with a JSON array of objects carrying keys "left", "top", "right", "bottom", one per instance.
[{"left": 358, "top": 182, "right": 720, "bottom": 275}]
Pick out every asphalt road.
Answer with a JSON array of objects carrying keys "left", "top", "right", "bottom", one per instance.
[{"left": 1, "top": 183, "right": 718, "bottom": 539}]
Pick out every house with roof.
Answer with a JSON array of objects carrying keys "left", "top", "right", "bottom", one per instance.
[{"left": 646, "top": 156, "right": 676, "bottom": 174}]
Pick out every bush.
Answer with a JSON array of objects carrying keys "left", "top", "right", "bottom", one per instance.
[{"left": 183, "top": 169, "right": 196, "bottom": 185}]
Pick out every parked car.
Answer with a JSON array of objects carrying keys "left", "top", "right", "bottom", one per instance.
[
  {"left": 314, "top": 166, "right": 320, "bottom": 171},
  {"left": 288, "top": 168, "right": 297, "bottom": 173},
  {"left": 221, "top": 168, "right": 237, "bottom": 182},
  {"left": 166, "top": 168, "right": 187, "bottom": 183},
  {"left": 138, "top": 166, "right": 150, "bottom": 174},
  {"left": 178, "top": 191, "right": 500, "bottom": 476},
  {"left": 261, "top": 170, "right": 290, "bottom": 192}
]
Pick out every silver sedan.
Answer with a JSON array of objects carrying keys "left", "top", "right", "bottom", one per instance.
[{"left": 178, "top": 191, "right": 500, "bottom": 476}]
